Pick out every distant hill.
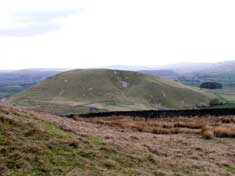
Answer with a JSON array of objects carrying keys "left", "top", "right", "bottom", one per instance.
[
  {"left": 0, "top": 69, "right": 66, "bottom": 98},
  {"left": 140, "top": 61, "right": 235, "bottom": 88},
  {"left": 140, "top": 70, "right": 179, "bottom": 81},
  {"left": 8, "top": 69, "right": 219, "bottom": 114},
  {"left": 169, "top": 61, "right": 235, "bottom": 74}
]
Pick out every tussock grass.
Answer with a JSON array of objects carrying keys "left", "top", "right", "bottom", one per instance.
[
  {"left": 214, "top": 127, "right": 235, "bottom": 138},
  {"left": 201, "top": 130, "right": 214, "bottom": 139},
  {"left": 174, "top": 122, "right": 204, "bottom": 129},
  {"left": 82, "top": 115, "right": 235, "bottom": 139},
  {"left": 152, "top": 128, "right": 180, "bottom": 135},
  {"left": 201, "top": 126, "right": 215, "bottom": 139}
]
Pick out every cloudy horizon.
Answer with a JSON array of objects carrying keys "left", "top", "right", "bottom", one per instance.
[{"left": 1, "top": 0, "right": 235, "bottom": 69}]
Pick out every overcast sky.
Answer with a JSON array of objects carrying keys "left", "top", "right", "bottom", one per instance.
[{"left": 1, "top": 0, "right": 235, "bottom": 69}]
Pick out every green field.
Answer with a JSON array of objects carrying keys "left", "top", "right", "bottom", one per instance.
[
  {"left": 205, "top": 88, "right": 235, "bottom": 108},
  {"left": 8, "top": 69, "right": 220, "bottom": 114}
]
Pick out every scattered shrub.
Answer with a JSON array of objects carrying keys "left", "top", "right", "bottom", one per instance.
[
  {"left": 200, "top": 125, "right": 214, "bottom": 139},
  {"left": 201, "top": 125, "right": 211, "bottom": 133},
  {"left": 200, "top": 82, "right": 223, "bottom": 89},
  {"left": 201, "top": 129, "right": 214, "bottom": 139}
]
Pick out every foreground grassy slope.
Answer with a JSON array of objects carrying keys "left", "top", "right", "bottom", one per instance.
[
  {"left": 8, "top": 69, "right": 219, "bottom": 114},
  {"left": 0, "top": 104, "right": 162, "bottom": 176},
  {"left": 1, "top": 103, "right": 235, "bottom": 175}
]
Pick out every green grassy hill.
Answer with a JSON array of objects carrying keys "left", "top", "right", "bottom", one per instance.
[{"left": 8, "top": 69, "right": 219, "bottom": 114}]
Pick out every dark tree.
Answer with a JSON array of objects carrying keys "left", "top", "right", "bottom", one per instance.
[{"left": 200, "top": 82, "right": 223, "bottom": 89}]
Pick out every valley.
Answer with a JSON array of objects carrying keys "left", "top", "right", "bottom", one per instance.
[{"left": 0, "top": 69, "right": 63, "bottom": 98}]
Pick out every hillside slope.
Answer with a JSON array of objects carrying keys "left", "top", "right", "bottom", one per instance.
[
  {"left": 0, "top": 103, "right": 235, "bottom": 176},
  {"left": 0, "top": 103, "right": 163, "bottom": 175},
  {"left": 8, "top": 69, "right": 219, "bottom": 114}
]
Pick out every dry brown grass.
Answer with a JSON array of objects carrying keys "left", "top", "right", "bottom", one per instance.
[
  {"left": 80, "top": 115, "right": 235, "bottom": 139},
  {"left": 202, "top": 130, "right": 214, "bottom": 139},
  {"left": 201, "top": 126, "right": 215, "bottom": 139},
  {"left": 214, "top": 126, "right": 235, "bottom": 138},
  {"left": 1, "top": 103, "right": 235, "bottom": 175}
]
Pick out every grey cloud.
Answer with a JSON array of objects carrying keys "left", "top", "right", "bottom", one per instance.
[{"left": 0, "top": 9, "right": 79, "bottom": 37}]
